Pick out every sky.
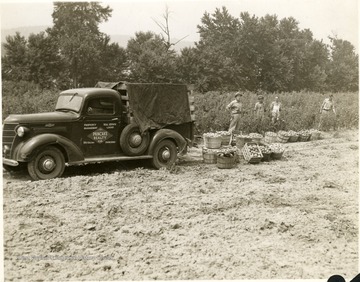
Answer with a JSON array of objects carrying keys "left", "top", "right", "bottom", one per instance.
[{"left": 0, "top": 0, "right": 359, "bottom": 50}]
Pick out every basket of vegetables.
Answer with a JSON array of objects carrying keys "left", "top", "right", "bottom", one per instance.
[
  {"left": 217, "top": 131, "right": 232, "bottom": 145},
  {"left": 259, "top": 144, "right": 272, "bottom": 162},
  {"left": 287, "top": 130, "right": 299, "bottom": 142},
  {"left": 309, "top": 129, "right": 321, "bottom": 140},
  {"left": 269, "top": 143, "right": 285, "bottom": 160},
  {"left": 242, "top": 142, "right": 263, "bottom": 164},
  {"left": 298, "top": 130, "right": 311, "bottom": 142},
  {"left": 249, "top": 132, "right": 263, "bottom": 144},
  {"left": 216, "top": 148, "right": 237, "bottom": 169},
  {"left": 264, "top": 131, "right": 277, "bottom": 143},
  {"left": 203, "top": 132, "right": 222, "bottom": 149},
  {"left": 277, "top": 130, "right": 290, "bottom": 143},
  {"left": 236, "top": 134, "right": 252, "bottom": 149},
  {"left": 202, "top": 148, "right": 218, "bottom": 164}
]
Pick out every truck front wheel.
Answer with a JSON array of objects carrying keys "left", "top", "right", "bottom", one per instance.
[
  {"left": 151, "top": 139, "right": 177, "bottom": 169},
  {"left": 27, "top": 146, "right": 65, "bottom": 181}
]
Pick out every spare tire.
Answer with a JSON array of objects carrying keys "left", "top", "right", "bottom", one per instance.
[{"left": 120, "top": 124, "right": 150, "bottom": 156}]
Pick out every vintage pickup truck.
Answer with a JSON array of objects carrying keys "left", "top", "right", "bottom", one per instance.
[{"left": 3, "top": 82, "right": 195, "bottom": 180}]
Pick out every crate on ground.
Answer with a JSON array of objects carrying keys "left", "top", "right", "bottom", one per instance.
[
  {"left": 203, "top": 133, "right": 222, "bottom": 149},
  {"left": 264, "top": 131, "right": 277, "bottom": 143},
  {"left": 277, "top": 130, "right": 290, "bottom": 143},
  {"left": 242, "top": 142, "right": 263, "bottom": 164},
  {"left": 217, "top": 131, "right": 232, "bottom": 145}
]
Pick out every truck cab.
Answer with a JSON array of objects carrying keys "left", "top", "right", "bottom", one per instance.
[{"left": 3, "top": 82, "right": 195, "bottom": 180}]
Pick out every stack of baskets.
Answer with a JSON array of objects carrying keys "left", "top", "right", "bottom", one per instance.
[
  {"left": 202, "top": 132, "right": 238, "bottom": 168},
  {"left": 264, "top": 132, "right": 277, "bottom": 143}
]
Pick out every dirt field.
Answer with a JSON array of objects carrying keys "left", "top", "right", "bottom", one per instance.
[{"left": 2, "top": 130, "right": 359, "bottom": 280}]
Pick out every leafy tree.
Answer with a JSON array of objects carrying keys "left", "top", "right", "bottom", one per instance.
[
  {"left": 176, "top": 47, "right": 201, "bottom": 85},
  {"left": 326, "top": 38, "right": 359, "bottom": 92},
  {"left": 2, "top": 32, "right": 29, "bottom": 81},
  {"left": 126, "top": 31, "right": 178, "bottom": 82},
  {"left": 48, "top": 2, "right": 113, "bottom": 87},
  {"left": 195, "top": 7, "right": 241, "bottom": 91},
  {"left": 27, "top": 32, "right": 64, "bottom": 88},
  {"left": 97, "top": 39, "right": 128, "bottom": 82}
]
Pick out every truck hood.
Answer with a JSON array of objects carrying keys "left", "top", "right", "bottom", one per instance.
[{"left": 4, "top": 111, "right": 80, "bottom": 123}]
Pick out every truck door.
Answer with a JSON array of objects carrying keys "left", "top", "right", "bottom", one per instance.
[{"left": 80, "top": 96, "right": 121, "bottom": 157}]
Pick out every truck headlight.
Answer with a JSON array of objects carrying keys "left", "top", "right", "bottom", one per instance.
[
  {"left": 3, "top": 145, "right": 10, "bottom": 154},
  {"left": 16, "top": 126, "right": 28, "bottom": 137}
]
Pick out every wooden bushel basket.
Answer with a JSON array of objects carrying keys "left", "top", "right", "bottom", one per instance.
[
  {"left": 310, "top": 132, "right": 321, "bottom": 140},
  {"left": 288, "top": 135, "right": 299, "bottom": 142},
  {"left": 202, "top": 151, "right": 217, "bottom": 164},
  {"left": 216, "top": 155, "right": 235, "bottom": 169},
  {"left": 271, "top": 152, "right": 284, "bottom": 160},
  {"left": 236, "top": 136, "right": 252, "bottom": 149},
  {"left": 220, "top": 134, "right": 231, "bottom": 145},
  {"left": 203, "top": 136, "right": 222, "bottom": 149}
]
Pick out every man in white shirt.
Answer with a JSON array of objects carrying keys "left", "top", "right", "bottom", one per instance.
[
  {"left": 319, "top": 95, "right": 336, "bottom": 130},
  {"left": 270, "top": 96, "right": 281, "bottom": 123},
  {"left": 226, "top": 92, "right": 242, "bottom": 133}
]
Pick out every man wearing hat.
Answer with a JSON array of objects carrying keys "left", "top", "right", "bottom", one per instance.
[{"left": 226, "top": 92, "right": 243, "bottom": 134}]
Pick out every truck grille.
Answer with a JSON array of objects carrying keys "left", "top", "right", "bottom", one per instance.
[{"left": 3, "top": 123, "right": 17, "bottom": 156}]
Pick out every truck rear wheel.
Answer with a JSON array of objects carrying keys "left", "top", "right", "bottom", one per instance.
[
  {"left": 120, "top": 124, "right": 150, "bottom": 156},
  {"left": 27, "top": 146, "right": 65, "bottom": 181},
  {"left": 151, "top": 139, "right": 177, "bottom": 169}
]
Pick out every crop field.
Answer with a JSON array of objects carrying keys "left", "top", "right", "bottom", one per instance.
[
  {"left": 194, "top": 91, "right": 358, "bottom": 134},
  {"left": 2, "top": 129, "right": 358, "bottom": 280}
]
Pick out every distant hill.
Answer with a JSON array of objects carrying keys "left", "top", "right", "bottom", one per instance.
[{"left": 1, "top": 26, "right": 195, "bottom": 54}]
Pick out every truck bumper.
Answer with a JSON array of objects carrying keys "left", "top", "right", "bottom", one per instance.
[{"left": 3, "top": 158, "right": 19, "bottom": 166}]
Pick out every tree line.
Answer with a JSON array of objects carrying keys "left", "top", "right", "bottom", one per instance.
[{"left": 2, "top": 3, "right": 358, "bottom": 93}]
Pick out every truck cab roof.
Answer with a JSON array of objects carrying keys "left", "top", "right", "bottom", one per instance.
[{"left": 60, "top": 88, "right": 119, "bottom": 98}]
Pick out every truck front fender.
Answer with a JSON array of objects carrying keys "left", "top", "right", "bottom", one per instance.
[
  {"left": 14, "top": 134, "right": 84, "bottom": 163},
  {"left": 147, "top": 129, "right": 188, "bottom": 155}
]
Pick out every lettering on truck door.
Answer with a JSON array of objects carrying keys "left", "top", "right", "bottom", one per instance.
[{"left": 81, "top": 96, "right": 121, "bottom": 157}]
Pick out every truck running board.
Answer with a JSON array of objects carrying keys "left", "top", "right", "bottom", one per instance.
[{"left": 68, "top": 155, "right": 153, "bottom": 166}]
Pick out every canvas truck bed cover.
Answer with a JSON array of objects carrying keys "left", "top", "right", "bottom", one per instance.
[{"left": 95, "top": 82, "right": 192, "bottom": 132}]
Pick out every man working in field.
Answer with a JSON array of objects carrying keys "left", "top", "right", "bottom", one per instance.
[
  {"left": 254, "top": 95, "right": 265, "bottom": 119},
  {"left": 319, "top": 94, "right": 336, "bottom": 130},
  {"left": 226, "top": 92, "right": 243, "bottom": 133},
  {"left": 270, "top": 96, "right": 281, "bottom": 123}
]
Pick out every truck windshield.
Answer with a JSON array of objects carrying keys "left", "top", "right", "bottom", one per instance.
[{"left": 55, "top": 94, "right": 83, "bottom": 112}]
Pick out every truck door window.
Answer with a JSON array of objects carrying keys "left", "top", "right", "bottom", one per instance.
[{"left": 87, "top": 98, "right": 115, "bottom": 115}]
